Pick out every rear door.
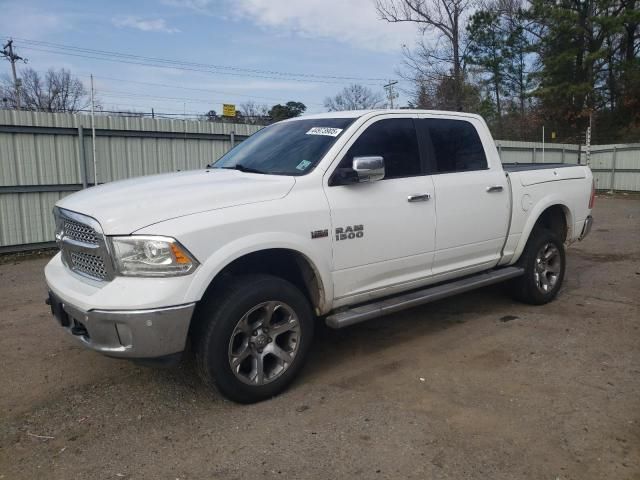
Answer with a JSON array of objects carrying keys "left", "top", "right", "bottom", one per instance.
[
  {"left": 323, "top": 116, "right": 436, "bottom": 302},
  {"left": 416, "top": 116, "right": 509, "bottom": 276}
]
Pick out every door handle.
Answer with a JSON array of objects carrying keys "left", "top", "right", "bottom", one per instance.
[
  {"left": 486, "top": 185, "right": 504, "bottom": 193},
  {"left": 407, "top": 193, "right": 431, "bottom": 202}
]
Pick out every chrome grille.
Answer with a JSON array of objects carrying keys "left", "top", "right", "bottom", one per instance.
[
  {"left": 63, "top": 218, "right": 98, "bottom": 244},
  {"left": 70, "top": 251, "right": 107, "bottom": 280},
  {"left": 54, "top": 207, "right": 114, "bottom": 282}
]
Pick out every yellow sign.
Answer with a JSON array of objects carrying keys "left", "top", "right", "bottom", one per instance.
[
  {"left": 222, "top": 104, "right": 236, "bottom": 117},
  {"left": 551, "top": 131, "right": 556, "bottom": 139}
]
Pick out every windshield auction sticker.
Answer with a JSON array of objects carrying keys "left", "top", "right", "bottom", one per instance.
[
  {"left": 306, "top": 127, "right": 343, "bottom": 137},
  {"left": 296, "top": 159, "right": 312, "bottom": 171}
]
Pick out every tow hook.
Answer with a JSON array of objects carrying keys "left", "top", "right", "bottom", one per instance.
[{"left": 71, "top": 323, "right": 89, "bottom": 337}]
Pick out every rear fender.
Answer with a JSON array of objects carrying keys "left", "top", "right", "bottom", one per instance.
[{"left": 510, "top": 197, "right": 573, "bottom": 264}]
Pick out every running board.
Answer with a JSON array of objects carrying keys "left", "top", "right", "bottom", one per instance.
[{"left": 325, "top": 267, "right": 524, "bottom": 329}]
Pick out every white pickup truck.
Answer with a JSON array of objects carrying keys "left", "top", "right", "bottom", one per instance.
[{"left": 45, "top": 109, "right": 594, "bottom": 403}]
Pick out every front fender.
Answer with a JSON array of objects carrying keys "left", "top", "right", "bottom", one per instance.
[{"left": 184, "top": 232, "right": 334, "bottom": 313}]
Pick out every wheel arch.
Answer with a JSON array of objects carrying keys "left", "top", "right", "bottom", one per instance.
[
  {"left": 512, "top": 201, "right": 573, "bottom": 262},
  {"left": 186, "top": 240, "right": 332, "bottom": 317}
]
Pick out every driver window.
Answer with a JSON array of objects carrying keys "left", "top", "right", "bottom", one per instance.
[{"left": 339, "top": 118, "right": 422, "bottom": 179}]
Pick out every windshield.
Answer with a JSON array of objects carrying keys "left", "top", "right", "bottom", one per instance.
[{"left": 211, "top": 118, "right": 355, "bottom": 176}]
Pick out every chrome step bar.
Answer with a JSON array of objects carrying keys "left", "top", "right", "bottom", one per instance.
[{"left": 325, "top": 266, "right": 524, "bottom": 329}]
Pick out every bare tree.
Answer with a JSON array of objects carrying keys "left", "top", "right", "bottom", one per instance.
[
  {"left": 239, "top": 100, "right": 269, "bottom": 123},
  {"left": 324, "top": 84, "right": 386, "bottom": 111},
  {"left": 0, "top": 68, "right": 89, "bottom": 112},
  {"left": 376, "top": 0, "right": 476, "bottom": 111}
]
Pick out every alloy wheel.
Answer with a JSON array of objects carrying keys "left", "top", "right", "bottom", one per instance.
[
  {"left": 227, "top": 301, "right": 301, "bottom": 386},
  {"left": 534, "top": 242, "right": 562, "bottom": 293}
]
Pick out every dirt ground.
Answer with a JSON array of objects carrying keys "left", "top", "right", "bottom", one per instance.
[{"left": 0, "top": 196, "right": 638, "bottom": 480}]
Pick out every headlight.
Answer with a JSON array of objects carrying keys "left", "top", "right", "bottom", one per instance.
[{"left": 109, "top": 236, "right": 199, "bottom": 277}]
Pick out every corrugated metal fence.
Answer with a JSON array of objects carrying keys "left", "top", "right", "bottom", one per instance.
[
  {"left": 0, "top": 111, "right": 261, "bottom": 252},
  {"left": 1, "top": 111, "right": 639, "bottom": 252}
]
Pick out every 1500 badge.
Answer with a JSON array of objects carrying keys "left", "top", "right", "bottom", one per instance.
[{"left": 335, "top": 225, "right": 364, "bottom": 241}]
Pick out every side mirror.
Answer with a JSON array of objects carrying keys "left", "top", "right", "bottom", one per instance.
[{"left": 352, "top": 156, "right": 385, "bottom": 183}]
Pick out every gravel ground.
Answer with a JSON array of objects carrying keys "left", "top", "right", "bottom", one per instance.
[{"left": 0, "top": 196, "right": 638, "bottom": 480}]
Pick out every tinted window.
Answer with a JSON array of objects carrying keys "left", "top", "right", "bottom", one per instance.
[
  {"left": 212, "top": 118, "right": 354, "bottom": 176},
  {"left": 421, "top": 119, "right": 487, "bottom": 173},
  {"left": 341, "top": 118, "right": 421, "bottom": 179}
]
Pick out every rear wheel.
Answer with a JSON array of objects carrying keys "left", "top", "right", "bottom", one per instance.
[
  {"left": 194, "top": 274, "right": 314, "bottom": 403},
  {"left": 510, "top": 227, "right": 566, "bottom": 305}
]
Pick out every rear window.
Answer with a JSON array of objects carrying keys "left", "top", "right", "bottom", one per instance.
[{"left": 419, "top": 119, "right": 487, "bottom": 173}]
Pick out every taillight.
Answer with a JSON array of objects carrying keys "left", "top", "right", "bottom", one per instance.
[{"left": 588, "top": 178, "right": 595, "bottom": 209}]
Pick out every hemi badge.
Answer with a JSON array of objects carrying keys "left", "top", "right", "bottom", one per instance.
[{"left": 311, "top": 229, "right": 329, "bottom": 239}]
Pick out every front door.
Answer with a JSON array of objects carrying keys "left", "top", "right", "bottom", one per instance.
[{"left": 323, "top": 116, "right": 437, "bottom": 302}]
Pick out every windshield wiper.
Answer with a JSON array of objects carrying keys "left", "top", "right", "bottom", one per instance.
[{"left": 219, "top": 164, "right": 267, "bottom": 175}]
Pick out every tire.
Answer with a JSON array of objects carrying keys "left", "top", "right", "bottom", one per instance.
[
  {"left": 510, "top": 227, "right": 566, "bottom": 305},
  {"left": 193, "top": 274, "right": 314, "bottom": 403}
]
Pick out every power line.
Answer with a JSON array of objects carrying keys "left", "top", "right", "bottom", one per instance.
[
  {"left": 9, "top": 62, "right": 329, "bottom": 109},
  {"left": 84, "top": 76, "right": 326, "bottom": 107},
  {"left": 3, "top": 35, "right": 387, "bottom": 85},
  {"left": 22, "top": 37, "right": 388, "bottom": 81},
  {"left": 20, "top": 45, "right": 370, "bottom": 86},
  {"left": 2, "top": 36, "right": 402, "bottom": 113},
  {"left": 8, "top": 65, "right": 327, "bottom": 108},
  {"left": 9, "top": 69, "right": 327, "bottom": 109},
  {"left": 89, "top": 75, "right": 319, "bottom": 104}
]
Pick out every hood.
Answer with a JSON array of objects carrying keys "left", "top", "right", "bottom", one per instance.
[{"left": 57, "top": 169, "right": 295, "bottom": 234}]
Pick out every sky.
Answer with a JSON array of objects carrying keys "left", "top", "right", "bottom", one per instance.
[{"left": 0, "top": 0, "right": 420, "bottom": 116}]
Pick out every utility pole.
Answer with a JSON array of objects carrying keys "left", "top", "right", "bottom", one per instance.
[
  {"left": 383, "top": 80, "right": 398, "bottom": 109},
  {"left": 90, "top": 74, "right": 97, "bottom": 186},
  {"left": 2, "top": 39, "right": 27, "bottom": 111}
]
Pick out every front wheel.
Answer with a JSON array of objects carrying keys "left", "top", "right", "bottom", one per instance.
[
  {"left": 194, "top": 274, "right": 314, "bottom": 403},
  {"left": 510, "top": 227, "right": 566, "bottom": 305}
]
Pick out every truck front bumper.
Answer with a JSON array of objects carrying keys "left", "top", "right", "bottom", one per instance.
[{"left": 47, "top": 290, "right": 195, "bottom": 359}]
